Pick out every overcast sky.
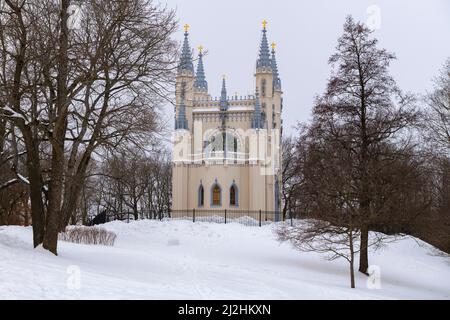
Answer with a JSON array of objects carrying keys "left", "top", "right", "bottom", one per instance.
[{"left": 163, "top": 0, "right": 450, "bottom": 136}]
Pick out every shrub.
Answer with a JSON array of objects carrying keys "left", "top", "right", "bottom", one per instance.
[{"left": 59, "top": 226, "right": 117, "bottom": 246}]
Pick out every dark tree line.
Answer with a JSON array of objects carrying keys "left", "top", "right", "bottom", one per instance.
[
  {"left": 83, "top": 147, "right": 172, "bottom": 224},
  {"left": 0, "top": 0, "right": 178, "bottom": 254},
  {"left": 278, "top": 17, "right": 450, "bottom": 288}
]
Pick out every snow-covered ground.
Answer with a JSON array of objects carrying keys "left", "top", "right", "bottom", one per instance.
[{"left": 0, "top": 220, "right": 449, "bottom": 299}]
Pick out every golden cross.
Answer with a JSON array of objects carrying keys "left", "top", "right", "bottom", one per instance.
[
  {"left": 198, "top": 45, "right": 203, "bottom": 53},
  {"left": 262, "top": 19, "right": 268, "bottom": 29},
  {"left": 184, "top": 24, "right": 190, "bottom": 33},
  {"left": 271, "top": 42, "right": 276, "bottom": 50},
  {"left": 222, "top": 74, "right": 226, "bottom": 80}
]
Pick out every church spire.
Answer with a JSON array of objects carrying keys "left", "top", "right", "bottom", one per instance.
[
  {"left": 178, "top": 24, "right": 194, "bottom": 73},
  {"left": 220, "top": 76, "right": 228, "bottom": 111},
  {"left": 252, "top": 89, "right": 263, "bottom": 129},
  {"left": 256, "top": 20, "right": 272, "bottom": 69},
  {"left": 175, "top": 82, "right": 188, "bottom": 130},
  {"left": 194, "top": 46, "right": 208, "bottom": 91},
  {"left": 271, "top": 42, "right": 282, "bottom": 90}
]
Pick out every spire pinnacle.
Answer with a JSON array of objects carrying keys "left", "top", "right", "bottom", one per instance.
[
  {"left": 194, "top": 46, "right": 208, "bottom": 91},
  {"left": 271, "top": 43, "right": 282, "bottom": 90},
  {"left": 178, "top": 24, "right": 194, "bottom": 73},
  {"left": 256, "top": 21, "right": 272, "bottom": 69},
  {"left": 220, "top": 77, "right": 228, "bottom": 111},
  {"left": 262, "top": 19, "right": 268, "bottom": 30}
]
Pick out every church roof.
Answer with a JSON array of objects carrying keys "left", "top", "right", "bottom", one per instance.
[
  {"left": 256, "top": 20, "right": 272, "bottom": 70},
  {"left": 271, "top": 43, "right": 282, "bottom": 90},
  {"left": 178, "top": 24, "right": 194, "bottom": 74},
  {"left": 194, "top": 46, "right": 208, "bottom": 91},
  {"left": 220, "top": 77, "right": 228, "bottom": 111}
]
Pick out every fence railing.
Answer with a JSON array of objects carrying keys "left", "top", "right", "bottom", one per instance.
[
  {"left": 90, "top": 209, "right": 296, "bottom": 227},
  {"left": 169, "top": 209, "right": 292, "bottom": 227}
]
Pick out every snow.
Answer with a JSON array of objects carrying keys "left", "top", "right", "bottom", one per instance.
[
  {"left": 228, "top": 105, "right": 254, "bottom": 112},
  {"left": 16, "top": 174, "right": 30, "bottom": 185},
  {"left": 193, "top": 107, "right": 220, "bottom": 113},
  {"left": 0, "top": 179, "right": 18, "bottom": 190},
  {"left": 1, "top": 106, "right": 29, "bottom": 123},
  {"left": 0, "top": 220, "right": 449, "bottom": 300}
]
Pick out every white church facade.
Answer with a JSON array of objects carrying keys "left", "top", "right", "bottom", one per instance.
[{"left": 172, "top": 21, "right": 283, "bottom": 218}]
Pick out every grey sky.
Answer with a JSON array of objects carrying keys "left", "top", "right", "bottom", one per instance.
[{"left": 163, "top": 0, "right": 450, "bottom": 136}]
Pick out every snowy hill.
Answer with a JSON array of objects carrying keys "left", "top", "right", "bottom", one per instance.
[{"left": 0, "top": 220, "right": 449, "bottom": 299}]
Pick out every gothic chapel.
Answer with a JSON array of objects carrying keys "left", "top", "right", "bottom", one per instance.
[{"left": 172, "top": 21, "right": 283, "bottom": 219}]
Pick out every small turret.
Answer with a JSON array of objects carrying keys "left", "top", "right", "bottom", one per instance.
[
  {"left": 219, "top": 76, "right": 228, "bottom": 111},
  {"left": 271, "top": 42, "right": 282, "bottom": 91},
  {"left": 194, "top": 45, "right": 208, "bottom": 92}
]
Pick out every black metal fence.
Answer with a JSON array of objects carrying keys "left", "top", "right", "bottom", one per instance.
[
  {"left": 90, "top": 209, "right": 296, "bottom": 227},
  {"left": 168, "top": 209, "right": 293, "bottom": 227}
]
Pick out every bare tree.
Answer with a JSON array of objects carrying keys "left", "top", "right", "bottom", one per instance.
[
  {"left": 281, "top": 134, "right": 305, "bottom": 219},
  {"left": 0, "top": 0, "right": 48, "bottom": 246},
  {"left": 277, "top": 219, "right": 360, "bottom": 288},
  {"left": 426, "top": 58, "right": 450, "bottom": 154},
  {"left": 417, "top": 58, "right": 450, "bottom": 253},
  {"left": 0, "top": 0, "right": 177, "bottom": 254},
  {"left": 277, "top": 128, "right": 362, "bottom": 288},
  {"left": 312, "top": 16, "right": 418, "bottom": 274}
]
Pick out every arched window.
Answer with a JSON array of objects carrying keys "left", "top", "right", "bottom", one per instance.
[
  {"left": 211, "top": 183, "right": 221, "bottom": 206},
  {"left": 230, "top": 183, "right": 238, "bottom": 207},
  {"left": 198, "top": 184, "right": 204, "bottom": 207},
  {"left": 261, "top": 79, "right": 266, "bottom": 97}
]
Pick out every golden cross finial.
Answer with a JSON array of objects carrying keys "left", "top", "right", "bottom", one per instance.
[
  {"left": 222, "top": 74, "right": 226, "bottom": 80},
  {"left": 271, "top": 42, "right": 276, "bottom": 50},
  {"left": 262, "top": 19, "right": 268, "bottom": 29},
  {"left": 184, "top": 24, "right": 190, "bottom": 33},
  {"left": 198, "top": 45, "right": 203, "bottom": 53}
]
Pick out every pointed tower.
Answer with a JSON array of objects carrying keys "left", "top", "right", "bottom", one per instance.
[
  {"left": 255, "top": 20, "right": 274, "bottom": 130},
  {"left": 256, "top": 20, "right": 272, "bottom": 70},
  {"left": 175, "top": 24, "right": 195, "bottom": 132},
  {"left": 178, "top": 25, "right": 194, "bottom": 73},
  {"left": 271, "top": 42, "right": 282, "bottom": 91},
  {"left": 252, "top": 21, "right": 283, "bottom": 218},
  {"left": 219, "top": 76, "right": 228, "bottom": 132},
  {"left": 194, "top": 46, "right": 208, "bottom": 93},
  {"left": 219, "top": 77, "right": 228, "bottom": 112}
]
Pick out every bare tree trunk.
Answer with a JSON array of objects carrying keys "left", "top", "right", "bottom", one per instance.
[
  {"left": 22, "top": 129, "right": 45, "bottom": 247},
  {"left": 359, "top": 225, "right": 369, "bottom": 275},
  {"left": 3, "top": 0, "right": 46, "bottom": 247},
  {"left": 81, "top": 186, "right": 88, "bottom": 225},
  {"left": 349, "top": 217, "right": 356, "bottom": 288},
  {"left": 0, "top": 119, "right": 5, "bottom": 155},
  {"left": 44, "top": 0, "right": 70, "bottom": 255},
  {"left": 350, "top": 246, "right": 356, "bottom": 289}
]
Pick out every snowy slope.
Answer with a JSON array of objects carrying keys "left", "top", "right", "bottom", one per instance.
[{"left": 0, "top": 220, "right": 449, "bottom": 300}]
